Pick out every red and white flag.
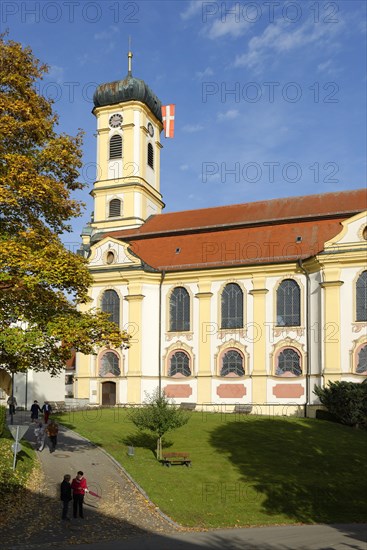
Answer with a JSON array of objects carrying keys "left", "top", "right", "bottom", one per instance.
[{"left": 162, "top": 104, "right": 175, "bottom": 138}]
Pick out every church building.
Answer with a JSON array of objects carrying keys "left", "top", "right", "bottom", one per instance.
[{"left": 74, "top": 53, "right": 367, "bottom": 415}]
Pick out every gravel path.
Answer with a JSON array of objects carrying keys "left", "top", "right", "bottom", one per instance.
[{"left": 1, "top": 415, "right": 181, "bottom": 549}]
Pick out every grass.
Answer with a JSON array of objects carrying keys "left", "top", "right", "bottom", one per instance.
[
  {"left": 0, "top": 407, "right": 36, "bottom": 522},
  {"left": 57, "top": 408, "right": 367, "bottom": 528}
]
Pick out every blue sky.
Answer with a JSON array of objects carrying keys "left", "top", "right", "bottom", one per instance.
[{"left": 3, "top": 0, "right": 366, "bottom": 248}]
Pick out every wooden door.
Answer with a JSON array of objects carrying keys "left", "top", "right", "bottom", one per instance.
[{"left": 102, "top": 382, "right": 116, "bottom": 406}]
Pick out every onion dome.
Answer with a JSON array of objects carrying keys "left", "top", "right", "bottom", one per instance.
[{"left": 93, "top": 51, "right": 162, "bottom": 122}]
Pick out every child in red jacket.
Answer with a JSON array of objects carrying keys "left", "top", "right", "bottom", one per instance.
[{"left": 71, "top": 471, "right": 88, "bottom": 518}]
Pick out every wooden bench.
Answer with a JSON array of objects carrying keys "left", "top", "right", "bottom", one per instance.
[
  {"left": 179, "top": 402, "right": 196, "bottom": 411},
  {"left": 233, "top": 404, "right": 253, "bottom": 414},
  {"left": 162, "top": 452, "right": 191, "bottom": 467}
]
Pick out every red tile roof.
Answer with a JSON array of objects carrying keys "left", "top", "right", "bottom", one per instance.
[{"left": 98, "top": 189, "right": 367, "bottom": 271}]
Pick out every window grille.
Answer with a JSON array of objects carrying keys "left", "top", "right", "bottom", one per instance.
[
  {"left": 276, "top": 348, "right": 302, "bottom": 376},
  {"left": 147, "top": 143, "right": 154, "bottom": 169},
  {"left": 220, "top": 349, "right": 244, "bottom": 376},
  {"left": 169, "top": 287, "right": 190, "bottom": 331},
  {"left": 169, "top": 351, "right": 191, "bottom": 376},
  {"left": 276, "top": 279, "right": 300, "bottom": 326},
  {"left": 356, "top": 271, "right": 367, "bottom": 321},
  {"left": 221, "top": 283, "right": 243, "bottom": 329},
  {"left": 101, "top": 289, "right": 120, "bottom": 327},
  {"left": 109, "top": 198, "right": 121, "bottom": 218},
  {"left": 109, "top": 134, "right": 122, "bottom": 159},
  {"left": 356, "top": 345, "right": 367, "bottom": 374},
  {"left": 99, "top": 352, "right": 120, "bottom": 377}
]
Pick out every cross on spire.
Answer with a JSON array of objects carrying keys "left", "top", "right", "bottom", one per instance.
[{"left": 127, "top": 36, "right": 133, "bottom": 77}]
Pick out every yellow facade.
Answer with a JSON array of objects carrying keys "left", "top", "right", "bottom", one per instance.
[{"left": 74, "top": 68, "right": 367, "bottom": 414}]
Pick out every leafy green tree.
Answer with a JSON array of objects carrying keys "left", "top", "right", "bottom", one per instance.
[
  {"left": 0, "top": 35, "right": 130, "bottom": 375},
  {"left": 128, "top": 389, "right": 190, "bottom": 459}
]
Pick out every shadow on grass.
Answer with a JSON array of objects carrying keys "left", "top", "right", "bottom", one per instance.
[
  {"left": 209, "top": 417, "right": 367, "bottom": 525},
  {"left": 120, "top": 432, "right": 174, "bottom": 456}
]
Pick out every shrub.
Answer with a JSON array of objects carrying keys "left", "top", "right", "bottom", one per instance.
[
  {"left": 314, "top": 381, "right": 367, "bottom": 428},
  {"left": 0, "top": 406, "right": 5, "bottom": 437}
]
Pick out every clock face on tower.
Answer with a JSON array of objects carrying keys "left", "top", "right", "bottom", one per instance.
[
  {"left": 147, "top": 122, "right": 154, "bottom": 137},
  {"left": 109, "top": 113, "right": 123, "bottom": 128}
]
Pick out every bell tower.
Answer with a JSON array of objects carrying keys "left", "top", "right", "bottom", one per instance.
[{"left": 89, "top": 50, "right": 164, "bottom": 236}]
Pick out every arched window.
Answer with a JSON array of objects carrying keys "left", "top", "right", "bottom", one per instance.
[
  {"left": 277, "top": 279, "right": 300, "bottom": 326},
  {"left": 109, "top": 198, "right": 121, "bottom": 218},
  {"left": 221, "top": 283, "right": 243, "bottom": 329},
  {"left": 356, "top": 271, "right": 367, "bottom": 322},
  {"left": 169, "top": 287, "right": 190, "bottom": 331},
  {"left": 109, "top": 134, "right": 122, "bottom": 159},
  {"left": 169, "top": 351, "right": 191, "bottom": 377},
  {"left": 356, "top": 345, "right": 367, "bottom": 374},
  {"left": 276, "top": 348, "right": 302, "bottom": 376},
  {"left": 99, "top": 352, "right": 120, "bottom": 377},
  {"left": 101, "top": 289, "right": 120, "bottom": 327},
  {"left": 220, "top": 349, "right": 245, "bottom": 377},
  {"left": 147, "top": 143, "right": 154, "bottom": 169}
]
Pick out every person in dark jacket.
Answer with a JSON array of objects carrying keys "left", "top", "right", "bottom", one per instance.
[
  {"left": 60, "top": 474, "right": 72, "bottom": 520},
  {"left": 30, "top": 400, "right": 41, "bottom": 422},
  {"left": 7, "top": 395, "right": 17, "bottom": 415},
  {"left": 42, "top": 401, "right": 52, "bottom": 423}
]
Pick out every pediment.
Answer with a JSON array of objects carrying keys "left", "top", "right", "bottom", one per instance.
[
  {"left": 324, "top": 211, "right": 367, "bottom": 249},
  {"left": 88, "top": 237, "right": 141, "bottom": 267}
]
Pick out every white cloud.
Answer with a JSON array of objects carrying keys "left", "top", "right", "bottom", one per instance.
[
  {"left": 234, "top": 19, "right": 343, "bottom": 70},
  {"left": 47, "top": 65, "right": 64, "bottom": 84},
  {"left": 317, "top": 59, "right": 343, "bottom": 77},
  {"left": 94, "top": 26, "right": 119, "bottom": 40},
  {"left": 207, "top": 18, "right": 251, "bottom": 39},
  {"left": 196, "top": 67, "right": 214, "bottom": 79},
  {"left": 180, "top": 164, "right": 189, "bottom": 171},
  {"left": 317, "top": 60, "right": 333, "bottom": 72},
  {"left": 182, "top": 124, "right": 204, "bottom": 133},
  {"left": 180, "top": 1, "right": 202, "bottom": 21},
  {"left": 217, "top": 109, "right": 239, "bottom": 121}
]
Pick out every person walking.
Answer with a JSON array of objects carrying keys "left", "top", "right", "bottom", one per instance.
[
  {"left": 7, "top": 395, "right": 17, "bottom": 415},
  {"left": 34, "top": 422, "right": 46, "bottom": 451},
  {"left": 46, "top": 420, "right": 59, "bottom": 452},
  {"left": 30, "top": 400, "right": 41, "bottom": 422},
  {"left": 71, "top": 471, "right": 89, "bottom": 519},
  {"left": 42, "top": 401, "right": 52, "bottom": 423},
  {"left": 60, "top": 474, "right": 72, "bottom": 521}
]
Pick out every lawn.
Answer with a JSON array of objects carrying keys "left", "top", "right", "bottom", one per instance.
[
  {"left": 0, "top": 407, "right": 36, "bottom": 525},
  {"left": 57, "top": 408, "right": 367, "bottom": 528}
]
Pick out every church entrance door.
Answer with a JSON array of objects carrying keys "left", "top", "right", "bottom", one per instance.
[{"left": 102, "top": 382, "right": 116, "bottom": 406}]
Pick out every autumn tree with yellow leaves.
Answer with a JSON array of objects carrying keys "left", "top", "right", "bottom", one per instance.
[{"left": 0, "top": 35, "right": 130, "bottom": 375}]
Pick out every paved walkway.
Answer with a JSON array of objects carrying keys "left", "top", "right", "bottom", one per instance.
[{"left": 2, "top": 412, "right": 366, "bottom": 550}]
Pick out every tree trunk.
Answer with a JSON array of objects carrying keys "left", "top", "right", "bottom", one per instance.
[{"left": 156, "top": 436, "right": 162, "bottom": 460}]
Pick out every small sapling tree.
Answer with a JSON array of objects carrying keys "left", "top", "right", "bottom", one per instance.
[{"left": 128, "top": 389, "right": 190, "bottom": 460}]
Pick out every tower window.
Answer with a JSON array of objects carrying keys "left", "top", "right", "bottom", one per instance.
[
  {"left": 109, "top": 199, "right": 121, "bottom": 218},
  {"left": 109, "top": 134, "right": 122, "bottom": 159},
  {"left": 147, "top": 142, "right": 154, "bottom": 169}
]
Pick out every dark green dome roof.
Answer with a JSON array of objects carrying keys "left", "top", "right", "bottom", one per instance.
[{"left": 93, "top": 74, "right": 162, "bottom": 123}]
